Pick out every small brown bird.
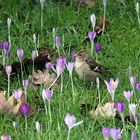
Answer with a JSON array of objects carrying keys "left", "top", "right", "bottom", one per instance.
[{"left": 74, "top": 50, "right": 111, "bottom": 82}]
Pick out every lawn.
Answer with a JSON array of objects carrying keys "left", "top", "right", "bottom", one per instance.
[{"left": 0, "top": 0, "right": 140, "bottom": 139}]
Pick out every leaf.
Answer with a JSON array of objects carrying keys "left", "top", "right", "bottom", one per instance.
[
  {"left": 78, "top": 0, "right": 96, "bottom": 8},
  {"left": 31, "top": 70, "right": 60, "bottom": 89},
  {"left": 89, "top": 102, "right": 116, "bottom": 119}
]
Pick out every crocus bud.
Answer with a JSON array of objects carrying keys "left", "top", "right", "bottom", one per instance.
[
  {"left": 88, "top": 32, "right": 96, "bottom": 41},
  {"left": 40, "top": 0, "right": 45, "bottom": 10},
  {"left": 102, "top": 127, "right": 110, "bottom": 139},
  {"left": 131, "top": 131, "right": 137, "bottom": 140},
  {"left": 6, "top": 65, "right": 12, "bottom": 75},
  {"left": 33, "top": 34, "right": 37, "bottom": 44},
  {"left": 56, "top": 36, "right": 61, "bottom": 48},
  {"left": 94, "top": 43, "right": 102, "bottom": 53},
  {"left": 103, "top": 0, "right": 107, "bottom": 7},
  {"left": 32, "top": 50, "right": 37, "bottom": 61},
  {"left": 20, "top": 103, "right": 30, "bottom": 116},
  {"left": 17, "top": 48, "right": 24, "bottom": 61},
  {"left": 66, "top": 62, "right": 74, "bottom": 74},
  {"left": 3, "top": 41, "right": 9, "bottom": 51},
  {"left": 7, "top": 17, "right": 12, "bottom": 30},
  {"left": 45, "top": 62, "right": 53, "bottom": 70},
  {"left": 23, "top": 80, "right": 29, "bottom": 89},
  {"left": 36, "top": 121, "right": 41, "bottom": 133},
  {"left": 136, "top": 2, "right": 139, "bottom": 14},
  {"left": 90, "top": 14, "right": 96, "bottom": 30}
]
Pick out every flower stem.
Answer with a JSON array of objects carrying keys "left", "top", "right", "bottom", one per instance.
[
  {"left": 60, "top": 75, "right": 63, "bottom": 95},
  {"left": 25, "top": 116, "right": 28, "bottom": 134},
  {"left": 8, "top": 28, "right": 11, "bottom": 49},
  {"left": 20, "top": 61, "right": 23, "bottom": 80},
  {"left": 102, "top": 5, "right": 106, "bottom": 34},
  {"left": 43, "top": 100, "right": 47, "bottom": 115},
  {"left": 67, "top": 129, "right": 71, "bottom": 140},
  {"left": 7, "top": 74, "right": 10, "bottom": 97},
  {"left": 91, "top": 41, "right": 94, "bottom": 56},
  {"left": 41, "top": 9, "right": 43, "bottom": 33},
  {"left": 70, "top": 73, "right": 75, "bottom": 103},
  {"left": 48, "top": 75, "right": 59, "bottom": 89},
  {"left": 48, "top": 101, "right": 52, "bottom": 124}
]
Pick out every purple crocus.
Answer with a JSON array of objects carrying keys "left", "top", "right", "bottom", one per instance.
[
  {"left": 23, "top": 80, "right": 29, "bottom": 89},
  {"left": 17, "top": 48, "right": 24, "bottom": 61},
  {"left": 124, "top": 90, "right": 133, "bottom": 102},
  {"left": 6, "top": 50, "right": 11, "bottom": 60},
  {"left": 12, "top": 89, "right": 22, "bottom": 100},
  {"left": 136, "top": 83, "right": 140, "bottom": 91},
  {"left": 56, "top": 57, "right": 66, "bottom": 76},
  {"left": 102, "top": 127, "right": 110, "bottom": 138},
  {"left": 66, "top": 62, "right": 74, "bottom": 74},
  {"left": 88, "top": 31, "right": 96, "bottom": 41},
  {"left": 64, "top": 113, "right": 83, "bottom": 130},
  {"left": 42, "top": 88, "right": 53, "bottom": 102},
  {"left": 20, "top": 103, "right": 30, "bottom": 116},
  {"left": 115, "top": 101, "right": 125, "bottom": 113},
  {"left": 55, "top": 36, "right": 61, "bottom": 48},
  {"left": 45, "top": 62, "right": 53, "bottom": 70},
  {"left": 129, "top": 104, "right": 137, "bottom": 120},
  {"left": 131, "top": 131, "right": 137, "bottom": 140},
  {"left": 1, "top": 135, "right": 11, "bottom": 140},
  {"left": 110, "top": 128, "right": 122, "bottom": 140},
  {"left": 71, "top": 50, "right": 76, "bottom": 59},
  {"left": 3, "top": 41, "right": 9, "bottom": 51},
  {"left": 5, "top": 65, "right": 12, "bottom": 75},
  {"left": 104, "top": 78, "right": 119, "bottom": 101},
  {"left": 94, "top": 43, "right": 102, "bottom": 53},
  {"left": 129, "top": 76, "right": 136, "bottom": 88}
]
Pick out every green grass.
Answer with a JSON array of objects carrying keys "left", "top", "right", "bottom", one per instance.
[{"left": 0, "top": 0, "right": 140, "bottom": 139}]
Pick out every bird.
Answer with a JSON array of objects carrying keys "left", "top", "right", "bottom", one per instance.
[{"left": 74, "top": 50, "right": 111, "bottom": 82}]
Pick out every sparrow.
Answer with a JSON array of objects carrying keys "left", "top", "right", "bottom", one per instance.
[{"left": 74, "top": 50, "right": 111, "bottom": 82}]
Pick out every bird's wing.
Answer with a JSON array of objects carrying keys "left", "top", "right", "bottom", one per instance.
[{"left": 85, "top": 57, "right": 110, "bottom": 74}]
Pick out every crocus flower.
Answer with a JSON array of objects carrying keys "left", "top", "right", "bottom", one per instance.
[
  {"left": 55, "top": 36, "right": 61, "bottom": 48},
  {"left": 103, "top": 0, "right": 107, "bottom": 7},
  {"left": 102, "top": 127, "right": 110, "bottom": 139},
  {"left": 110, "top": 128, "right": 122, "bottom": 140},
  {"left": 88, "top": 31, "right": 96, "bottom": 41},
  {"left": 42, "top": 88, "right": 53, "bottom": 102},
  {"left": 36, "top": 121, "right": 41, "bottom": 133},
  {"left": 64, "top": 113, "right": 83, "bottom": 130},
  {"left": 104, "top": 78, "right": 119, "bottom": 101},
  {"left": 5, "top": 65, "right": 12, "bottom": 75},
  {"left": 66, "top": 62, "right": 74, "bottom": 74},
  {"left": 23, "top": 80, "right": 29, "bottom": 89},
  {"left": 90, "top": 14, "right": 96, "bottom": 30},
  {"left": 129, "top": 76, "right": 136, "bottom": 88},
  {"left": 32, "top": 50, "right": 37, "bottom": 61},
  {"left": 45, "top": 62, "right": 53, "bottom": 70},
  {"left": 129, "top": 104, "right": 137, "bottom": 119},
  {"left": 136, "top": 83, "right": 140, "bottom": 91},
  {"left": 20, "top": 103, "right": 30, "bottom": 116},
  {"left": 94, "top": 43, "right": 102, "bottom": 53},
  {"left": 124, "top": 90, "right": 133, "bottom": 102},
  {"left": 12, "top": 89, "right": 22, "bottom": 100},
  {"left": 40, "top": 0, "right": 45, "bottom": 9},
  {"left": 71, "top": 50, "right": 76, "bottom": 59},
  {"left": 115, "top": 101, "right": 125, "bottom": 113},
  {"left": 17, "top": 48, "right": 24, "bottom": 61},
  {"left": 3, "top": 41, "right": 9, "bottom": 51},
  {"left": 56, "top": 57, "right": 66, "bottom": 76},
  {"left": 1, "top": 135, "right": 11, "bottom": 140},
  {"left": 131, "top": 131, "right": 137, "bottom": 140}
]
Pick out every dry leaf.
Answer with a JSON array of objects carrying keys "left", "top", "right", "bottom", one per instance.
[
  {"left": 31, "top": 70, "right": 60, "bottom": 89},
  {"left": 89, "top": 102, "right": 116, "bottom": 119},
  {"left": 0, "top": 91, "right": 33, "bottom": 115},
  {"left": 78, "top": 0, "right": 96, "bottom": 8}
]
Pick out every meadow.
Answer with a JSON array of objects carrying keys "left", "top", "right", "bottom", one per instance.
[{"left": 0, "top": 0, "right": 140, "bottom": 139}]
